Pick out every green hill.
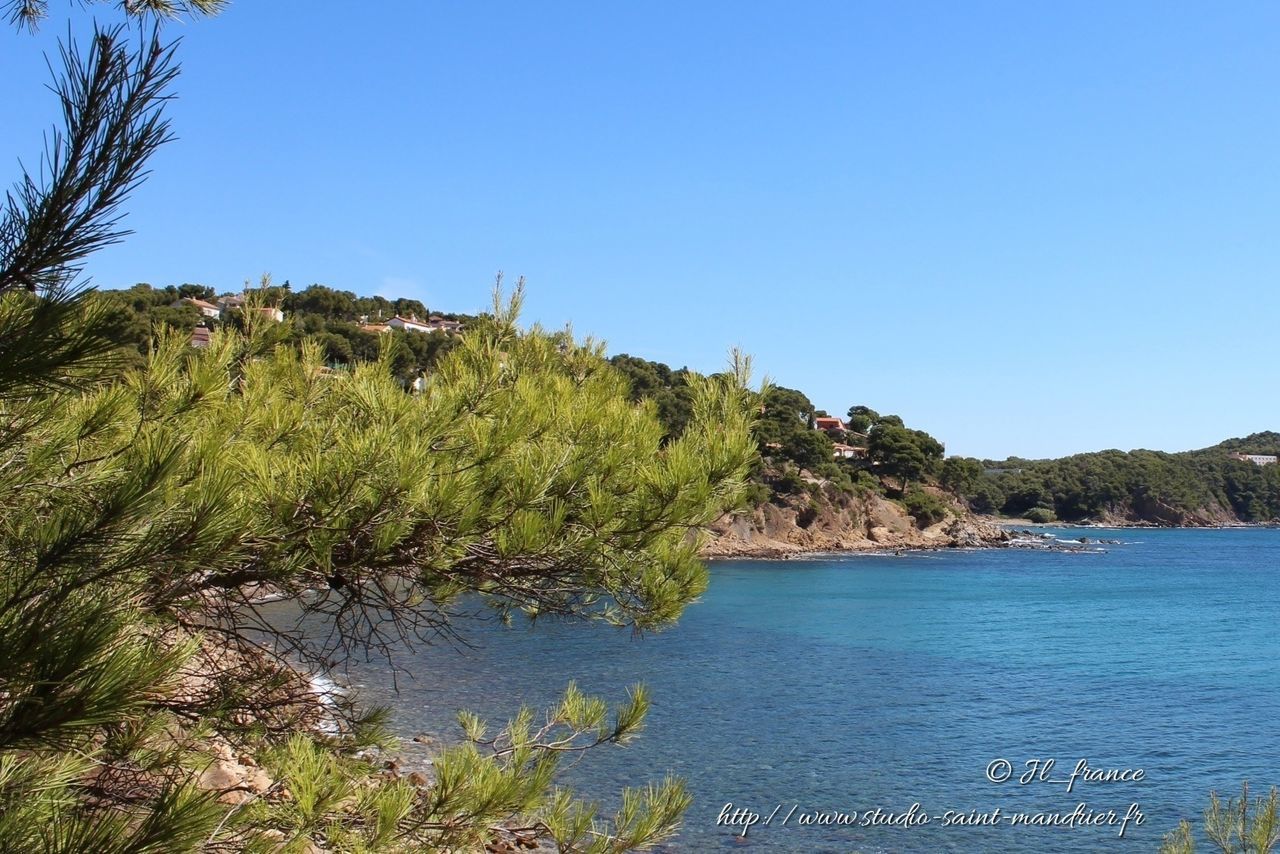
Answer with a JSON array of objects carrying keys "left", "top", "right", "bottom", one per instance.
[{"left": 957, "top": 434, "right": 1280, "bottom": 525}]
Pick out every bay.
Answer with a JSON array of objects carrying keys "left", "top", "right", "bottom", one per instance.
[{"left": 340, "top": 528, "right": 1280, "bottom": 852}]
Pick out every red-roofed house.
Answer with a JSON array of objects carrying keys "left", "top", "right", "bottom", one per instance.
[{"left": 814, "top": 416, "right": 847, "bottom": 433}]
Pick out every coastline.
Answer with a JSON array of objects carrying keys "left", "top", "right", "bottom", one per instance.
[
  {"left": 696, "top": 508, "right": 1193, "bottom": 560},
  {"left": 698, "top": 504, "right": 1015, "bottom": 560},
  {"left": 1000, "top": 518, "right": 1280, "bottom": 530},
  {"left": 700, "top": 507, "right": 1280, "bottom": 561}
]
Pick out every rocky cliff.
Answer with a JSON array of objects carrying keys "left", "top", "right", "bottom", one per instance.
[
  {"left": 700, "top": 487, "right": 1011, "bottom": 558},
  {"left": 1085, "top": 500, "right": 1249, "bottom": 528}
]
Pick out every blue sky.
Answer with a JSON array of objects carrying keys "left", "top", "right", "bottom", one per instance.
[{"left": 2, "top": 2, "right": 1277, "bottom": 459}]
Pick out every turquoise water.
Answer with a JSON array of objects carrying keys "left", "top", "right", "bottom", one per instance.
[{"left": 343, "top": 528, "right": 1280, "bottom": 852}]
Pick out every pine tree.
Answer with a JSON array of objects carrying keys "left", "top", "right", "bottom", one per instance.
[{"left": 1, "top": 9, "right": 759, "bottom": 851}]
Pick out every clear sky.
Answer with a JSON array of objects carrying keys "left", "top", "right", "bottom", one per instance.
[{"left": 3, "top": 2, "right": 1277, "bottom": 460}]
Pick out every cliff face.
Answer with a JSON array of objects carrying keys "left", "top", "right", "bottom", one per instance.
[
  {"left": 700, "top": 488, "right": 1010, "bottom": 558},
  {"left": 1084, "top": 499, "right": 1251, "bottom": 528}
]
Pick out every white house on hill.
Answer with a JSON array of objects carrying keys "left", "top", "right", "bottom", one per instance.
[
  {"left": 1228, "top": 452, "right": 1278, "bottom": 466},
  {"left": 386, "top": 314, "right": 465, "bottom": 334},
  {"left": 386, "top": 315, "right": 433, "bottom": 333}
]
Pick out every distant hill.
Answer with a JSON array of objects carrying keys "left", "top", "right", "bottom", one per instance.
[
  {"left": 1202, "top": 431, "right": 1280, "bottom": 456},
  {"left": 958, "top": 432, "right": 1280, "bottom": 526}
]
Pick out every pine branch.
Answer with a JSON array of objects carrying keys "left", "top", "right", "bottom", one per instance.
[
  {"left": 5, "top": 0, "right": 225, "bottom": 31},
  {"left": 0, "top": 24, "right": 178, "bottom": 297},
  {"left": 0, "top": 288, "right": 123, "bottom": 399}
]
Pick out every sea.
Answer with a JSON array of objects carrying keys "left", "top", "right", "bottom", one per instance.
[{"left": 332, "top": 527, "right": 1280, "bottom": 852}]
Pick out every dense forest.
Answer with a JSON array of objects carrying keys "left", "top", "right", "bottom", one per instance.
[{"left": 948, "top": 436, "right": 1280, "bottom": 525}]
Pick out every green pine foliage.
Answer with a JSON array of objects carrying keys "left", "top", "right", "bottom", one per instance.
[
  {"left": 608, "top": 355, "right": 695, "bottom": 441},
  {"left": 0, "top": 281, "right": 758, "bottom": 850},
  {"left": 6, "top": 0, "right": 225, "bottom": 30},
  {"left": 1162, "top": 782, "right": 1280, "bottom": 854}
]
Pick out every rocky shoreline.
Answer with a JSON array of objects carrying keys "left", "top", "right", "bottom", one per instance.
[
  {"left": 698, "top": 491, "right": 1014, "bottom": 559},
  {"left": 692, "top": 487, "right": 1180, "bottom": 559}
]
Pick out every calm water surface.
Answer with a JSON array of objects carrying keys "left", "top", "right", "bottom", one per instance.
[{"left": 340, "top": 528, "right": 1280, "bottom": 852}]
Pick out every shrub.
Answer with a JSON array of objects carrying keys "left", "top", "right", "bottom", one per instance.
[
  {"left": 903, "top": 489, "right": 951, "bottom": 528},
  {"left": 852, "top": 470, "right": 884, "bottom": 495},
  {"left": 1024, "top": 506, "right": 1057, "bottom": 523},
  {"left": 773, "top": 469, "right": 806, "bottom": 496}
]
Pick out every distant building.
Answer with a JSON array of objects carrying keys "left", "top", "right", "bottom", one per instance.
[
  {"left": 386, "top": 314, "right": 464, "bottom": 334},
  {"left": 359, "top": 323, "right": 391, "bottom": 334},
  {"left": 174, "top": 297, "right": 221, "bottom": 319},
  {"left": 424, "top": 316, "right": 464, "bottom": 333},
  {"left": 386, "top": 315, "right": 433, "bottom": 333},
  {"left": 217, "top": 294, "right": 245, "bottom": 311},
  {"left": 814, "top": 416, "right": 847, "bottom": 433},
  {"left": 189, "top": 327, "right": 212, "bottom": 348},
  {"left": 256, "top": 306, "right": 285, "bottom": 323},
  {"left": 1228, "top": 453, "right": 1278, "bottom": 466},
  {"left": 832, "top": 443, "right": 866, "bottom": 459}
]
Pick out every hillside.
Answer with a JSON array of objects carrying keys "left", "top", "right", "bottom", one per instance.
[
  {"left": 948, "top": 434, "right": 1280, "bottom": 526},
  {"left": 607, "top": 355, "right": 1280, "bottom": 533},
  {"left": 609, "top": 357, "right": 1013, "bottom": 553},
  {"left": 101, "top": 282, "right": 1276, "bottom": 540},
  {"left": 91, "top": 281, "right": 475, "bottom": 383}
]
